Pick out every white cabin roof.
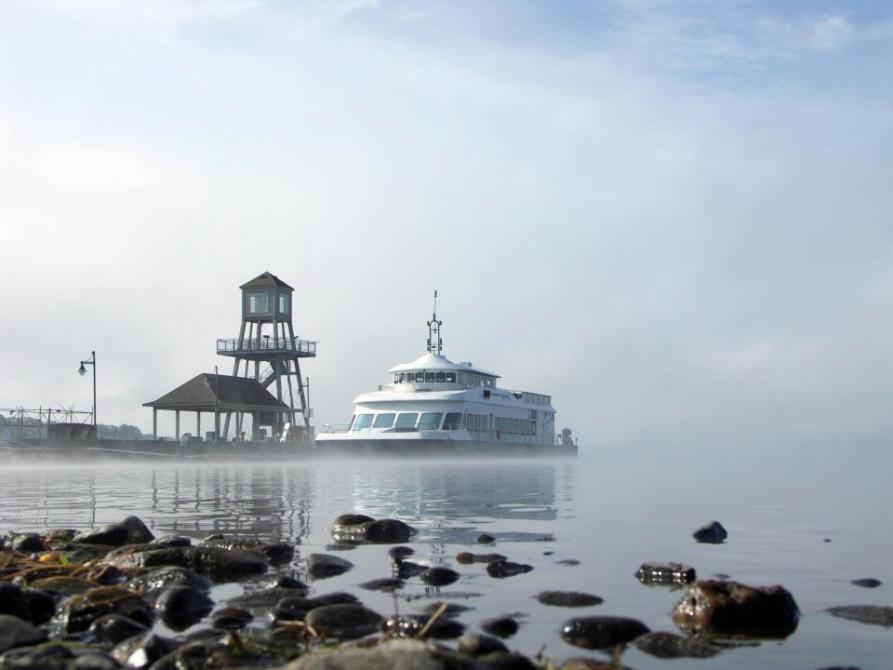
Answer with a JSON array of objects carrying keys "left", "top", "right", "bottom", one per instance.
[{"left": 388, "top": 353, "right": 499, "bottom": 378}]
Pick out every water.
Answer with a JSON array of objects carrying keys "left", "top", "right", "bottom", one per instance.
[{"left": 0, "top": 444, "right": 891, "bottom": 668}]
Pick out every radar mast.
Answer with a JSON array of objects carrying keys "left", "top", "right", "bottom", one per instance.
[{"left": 426, "top": 290, "right": 443, "bottom": 356}]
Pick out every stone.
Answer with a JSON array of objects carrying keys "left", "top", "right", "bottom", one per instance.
[
  {"left": 359, "top": 577, "right": 405, "bottom": 592},
  {"left": 363, "top": 519, "right": 417, "bottom": 544},
  {"left": 11, "top": 534, "right": 44, "bottom": 553},
  {"left": 111, "top": 632, "right": 178, "bottom": 670},
  {"left": 486, "top": 560, "right": 533, "bottom": 579},
  {"left": 458, "top": 632, "right": 507, "bottom": 656},
  {"left": 850, "top": 578, "right": 882, "bottom": 588},
  {"left": 73, "top": 524, "right": 130, "bottom": 547},
  {"left": 150, "top": 534, "right": 191, "bottom": 547},
  {"left": 389, "top": 546, "right": 415, "bottom": 560},
  {"left": 421, "top": 602, "right": 473, "bottom": 618},
  {"left": 478, "top": 651, "right": 537, "bottom": 670},
  {"left": 0, "top": 614, "right": 46, "bottom": 653},
  {"left": 394, "top": 560, "right": 427, "bottom": 579},
  {"left": 114, "top": 545, "right": 268, "bottom": 582},
  {"left": 148, "top": 639, "right": 233, "bottom": 670},
  {"left": 636, "top": 562, "right": 696, "bottom": 585},
  {"left": 633, "top": 631, "right": 719, "bottom": 658},
  {"left": 287, "top": 638, "right": 454, "bottom": 670},
  {"left": 560, "top": 616, "right": 650, "bottom": 649},
  {"left": 332, "top": 513, "right": 376, "bottom": 530},
  {"left": 211, "top": 606, "right": 253, "bottom": 630},
  {"left": 71, "top": 651, "right": 120, "bottom": 670},
  {"left": 827, "top": 605, "right": 893, "bottom": 627},
  {"left": 308, "top": 553, "right": 354, "bottom": 579},
  {"left": 421, "top": 567, "right": 459, "bottom": 587},
  {"left": 57, "top": 586, "right": 154, "bottom": 634},
  {"left": 673, "top": 580, "right": 799, "bottom": 637},
  {"left": 0, "top": 642, "right": 73, "bottom": 670},
  {"left": 30, "top": 576, "right": 95, "bottom": 597},
  {"left": 231, "top": 586, "right": 314, "bottom": 609},
  {"left": 382, "top": 614, "right": 465, "bottom": 639},
  {"left": 155, "top": 585, "right": 214, "bottom": 630},
  {"left": 557, "top": 559, "right": 581, "bottom": 566},
  {"left": 88, "top": 613, "right": 150, "bottom": 644},
  {"left": 268, "top": 574, "right": 309, "bottom": 590},
  {"left": 0, "top": 582, "right": 55, "bottom": 624},
  {"left": 126, "top": 566, "right": 214, "bottom": 595},
  {"left": 273, "top": 592, "right": 359, "bottom": 622},
  {"left": 480, "top": 615, "right": 519, "bottom": 638},
  {"left": 536, "top": 591, "right": 603, "bottom": 607},
  {"left": 120, "top": 516, "right": 155, "bottom": 544},
  {"left": 202, "top": 537, "right": 294, "bottom": 564},
  {"left": 692, "top": 521, "right": 727, "bottom": 544},
  {"left": 304, "top": 603, "right": 383, "bottom": 641},
  {"left": 477, "top": 534, "right": 495, "bottom": 544},
  {"left": 456, "top": 552, "right": 506, "bottom": 565}
]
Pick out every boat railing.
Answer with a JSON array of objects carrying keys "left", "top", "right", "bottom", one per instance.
[
  {"left": 318, "top": 423, "right": 351, "bottom": 434},
  {"left": 216, "top": 337, "right": 317, "bottom": 356}
]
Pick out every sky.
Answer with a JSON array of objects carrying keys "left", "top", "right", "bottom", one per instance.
[{"left": 1, "top": 0, "right": 892, "bottom": 448}]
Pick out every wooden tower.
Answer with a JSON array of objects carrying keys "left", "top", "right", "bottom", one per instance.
[{"left": 216, "top": 272, "right": 316, "bottom": 441}]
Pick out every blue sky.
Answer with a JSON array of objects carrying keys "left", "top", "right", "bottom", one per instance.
[{"left": 1, "top": 1, "right": 892, "bottom": 447}]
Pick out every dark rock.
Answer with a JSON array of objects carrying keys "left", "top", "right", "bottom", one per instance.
[
  {"left": 0, "top": 642, "right": 73, "bottom": 670},
  {"left": 827, "top": 605, "right": 893, "bottom": 627},
  {"left": 382, "top": 614, "right": 465, "bottom": 639},
  {"left": 308, "top": 553, "right": 354, "bottom": 579},
  {"left": 151, "top": 534, "right": 191, "bottom": 547},
  {"left": 477, "top": 534, "right": 495, "bottom": 544},
  {"left": 11, "top": 534, "right": 44, "bottom": 553},
  {"left": 693, "top": 521, "right": 728, "bottom": 544},
  {"left": 272, "top": 592, "right": 359, "bottom": 622},
  {"left": 155, "top": 585, "right": 214, "bottom": 630},
  {"left": 636, "top": 561, "right": 696, "bottom": 585},
  {"left": 202, "top": 537, "right": 294, "bottom": 563},
  {"left": 634, "top": 631, "right": 719, "bottom": 658},
  {"left": 478, "top": 651, "right": 537, "bottom": 670},
  {"left": 557, "top": 559, "right": 581, "bottom": 566},
  {"left": 126, "top": 566, "right": 213, "bottom": 594},
  {"left": 0, "top": 582, "right": 55, "bottom": 624},
  {"left": 850, "top": 578, "right": 882, "bottom": 588},
  {"left": 326, "top": 543, "right": 357, "bottom": 551},
  {"left": 536, "top": 591, "right": 603, "bottom": 607},
  {"left": 486, "top": 560, "right": 532, "bottom": 579},
  {"left": 231, "top": 586, "right": 313, "bottom": 609},
  {"left": 421, "top": 602, "right": 473, "bottom": 618},
  {"left": 304, "top": 603, "right": 383, "bottom": 641},
  {"left": 421, "top": 566, "right": 459, "bottom": 587},
  {"left": 673, "top": 580, "right": 799, "bottom": 637},
  {"left": 114, "top": 545, "right": 268, "bottom": 582},
  {"left": 456, "top": 552, "right": 506, "bottom": 565},
  {"left": 268, "top": 573, "right": 308, "bottom": 590},
  {"left": 363, "top": 519, "right": 417, "bottom": 544},
  {"left": 458, "top": 632, "right": 507, "bottom": 656},
  {"left": 359, "top": 577, "right": 405, "bottom": 592},
  {"left": 111, "top": 632, "right": 178, "bottom": 670},
  {"left": 149, "top": 639, "right": 234, "bottom": 670},
  {"left": 389, "top": 546, "right": 415, "bottom": 560},
  {"left": 74, "top": 524, "right": 130, "bottom": 547},
  {"left": 480, "top": 615, "right": 519, "bottom": 638},
  {"left": 88, "top": 613, "right": 150, "bottom": 644},
  {"left": 120, "top": 516, "right": 154, "bottom": 544},
  {"left": 30, "top": 576, "right": 95, "bottom": 597},
  {"left": 71, "top": 651, "right": 120, "bottom": 670},
  {"left": 0, "top": 614, "right": 46, "bottom": 653},
  {"left": 560, "top": 616, "right": 650, "bottom": 649},
  {"left": 288, "top": 638, "right": 468, "bottom": 670},
  {"left": 57, "top": 586, "right": 154, "bottom": 634},
  {"left": 394, "top": 560, "right": 427, "bottom": 579},
  {"left": 211, "top": 606, "right": 253, "bottom": 630},
  {"left": 332, "top": 513, "right": 375, "bottom": 529}
]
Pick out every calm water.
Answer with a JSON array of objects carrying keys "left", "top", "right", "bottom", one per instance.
[{"left": 0, "top": 444, "right": 891, "bottom": 668}]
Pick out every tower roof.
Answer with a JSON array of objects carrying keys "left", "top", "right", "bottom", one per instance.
[{"left": 240, "top": 272, "right": 293, "bottom": 291}]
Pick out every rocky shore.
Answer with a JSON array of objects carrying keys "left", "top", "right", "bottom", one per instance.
[{"left": 0, "top": 515, "right": 872, "bottom": 669}]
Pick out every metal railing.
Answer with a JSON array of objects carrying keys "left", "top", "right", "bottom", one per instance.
[{"left": 216, "top": 337, "right": 317, "bottom": 356}]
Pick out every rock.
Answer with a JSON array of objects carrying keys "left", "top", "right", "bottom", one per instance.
[
  {"left": 536, "top": 591, "right": 603, "bottom": 607},
  {"left": 557, "top": 559, "right": 581, "bottom": 566},
  {"left": 71, "top": 651, "right": 120, "bottom": 670},
  {"left": 150, "top": 534, "right": 191, "bottom": 547},
  {"left": 126, "top": 566, "right": 214, "bottom": 595},
  {"left": 394, "top": 560, "right": 427, "bottom": 579},
  {"left": 120, "top": 516, "right": 155, "bottom": 544},
  {"left": 421, "top": 602, "right": 473, "bottom": 618},
  {"left": 827, "top": 605, "right": 893, "bottom": 627},
  {"left": 636, "top": 562, "right": 696, "bottom": 585},
  {"left": 288, "top": 638, "right": 454, "bottom": 670},
  {"left": 202, "top": 537, "right": 294, "bottom": 563},
  {"left": 88, "top": 613, "right": 150, "bottom": 644},
  {"left": 308, "top": 553, "right": 354, "bottom": 579},
  {"left": 477, "top": 534, "right": 495, "bottom": 544},
  {"left": 114, "top": 545, "right": 268, "bottom": 582},
  {"left": 359, "top": 577, "right": 405, "bottom": 592},
  {"left": 480, "top": 615, "right": 519, "bottom": 638},
  {"left": 421, "top": 567, "right": 459, "bottom": 587},
  {"left": 363, "top": 519, "right": 417, "bottom": 543},
  {"left": 633, "top": 631, "right": 719, "bottom": 658},
  {"left": 478, "top": 651, "right": 537, "bottom": 670},
  {"left": 0, "top": 642, "right": 74, "bottom": 670},
  {"left": 389, "top": 546, "right": 415, "bottom": 560},
  {"left": 692, "top": 521, "right": 727, "bottom": 544},
  {"left": 305, "top": 603, "right": 383, "bottom": 641},
  {"left": 111, "top": 632, "right": 178, "bottom": 670},
  {"left": 272, "top": 592, "right": 359, "bottom": 622},
  {"left": 148, "top": 639, "right": 234, "bottom": 670},
  {"left": 73, "top": 524, "right": 130, "bottom": 547},
  {"left": 0, "top": 614, "right": 46, "bottom": 653},
  {"left": 231, "top": 586, "right": 314, "bottom": 609},
  {"left": 326, "top": 543, "right": 358, "bottom": 551},
  {"left": 673, "top": 580, "right": 799, "bottom": 637},
  {"left": 30, "top": 576, "right": 95, "bottom": 597},
  {"left": 458, "top": 632, "right": 507, "bottom": 656},
  {"left": 0, "top": 582, "right": 55, "bottom": 624},
  {"left": 850, "top": 578, "right": 882, "bottom": 588},
  {"left": 486, "top": 560, "right": 532, "bottom": 579},
  {"left": 57, "top": 586, "right": 154, "bottom": 634},
  {"left": 11, "top": 534, "right": 44, "bottom": 553},
  {"left": 560, "top": 616, "right": 650, "bottom": 649},
  {"left": 382, "top": 614, "right": 465, "bottom": 639},
  {"left": 332, "top": 513, "right": 375, "bottom": 530},
  {"left": 456, "top": 552, "right": 506, "bottom": 565},
  {"left": 268, "top": 574, "right": 309, "bottom": 590},
  {"left": 155, "top": 585, "right": 214, "bottom": 630},
  {"left": 211, "top": 606, "right": 253, "bottom": 630}
]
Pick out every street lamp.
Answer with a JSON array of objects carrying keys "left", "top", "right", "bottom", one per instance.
[{"left": 78, "top": 351, "right": 97, "bottom": 429}]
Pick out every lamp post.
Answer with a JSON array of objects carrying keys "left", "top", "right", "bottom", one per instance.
[{"left": 78, "top": 351, "right": 97, "bottom": 430}]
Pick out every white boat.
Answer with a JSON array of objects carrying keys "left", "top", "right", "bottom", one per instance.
[{"left": 315, "top": 293, "right": 576, "bottom": 455}]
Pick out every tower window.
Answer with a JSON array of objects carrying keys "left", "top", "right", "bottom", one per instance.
[
  {"left": 278, "top": 294, "right": 290, "bottom": 314},
  {"left": 248, "top": 292, "right": 270, "bottom": 314}
]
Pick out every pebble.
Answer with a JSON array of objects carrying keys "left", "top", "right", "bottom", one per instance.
[
  {"left": 486, "top": 560, "right": 533, "bottom": 578},
  {"left": 210, "top": 606, "right": 253, "bottom": 630},
  {"left": 560, "top": 615, "right": 650, "bottom": 649},
  {"left": 421, "top": 566, "right": 460, "bottom": 586},
  {"left": 456, "top": 552, "right": 506, "bottom": 564},
  {"left": 850, "top": 578, "right": 882, "bottom": 588},
  {"left": 389, "top": 546, "right": 415, "bottom": 560},
  {"left": 633, "top": 631, "right": 719, "bottom": 658},
  {"left": 476, "top": 534, "right": 496, "bottom": 544},
  {"left": 0, "top": 582, "right": 55, "bottom": 624},
  {"left": 304, "top": 603, "right": 384, "bottom": 641},
  {"left": 308, "top": 553, "right": 354, "bottom": 579},
  {"left": 154, "top": 585, "right": 215, "bottom": 630},
  {"left": 536, "top": 591, "right": 603, "bottom": 607},
  {"left": 88, "top": 613, "right": 150, "bottom": 644},
  {"left": 111, "top": 632, "right": 178, "bottom": 670},
  {"left": 480, "top": 615, "right": 519, "bottom": 638},
  {"left": 692, "top": 520, "right": 728, "bottom": 543},
  {"left": 827, "top": 605, "right": 893, "bottom": 627},
  {"left": 11, "top": 534, "right": 44, "bottom": 553},
  {"left": 0, "top": 614, "right": 47, "bottom": 653},
  {"left": 636, "top": 561, "right": 696, "bottom": 585},
  {"left": 359, "top": 577, "right": 405, "bottom": 592},
  {"left": 458, "top": 632, "right": 507, "bottom": 656},
  {"left": 126, "top": 566, "right": 214, "bottom": 595}
]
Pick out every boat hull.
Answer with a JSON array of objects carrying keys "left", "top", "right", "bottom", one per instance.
[{"left": 313, "top": 437, "right": 577, "bottom": 457}]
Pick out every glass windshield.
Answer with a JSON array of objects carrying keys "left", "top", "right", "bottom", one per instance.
[
  {"left": 443, "top": 412, "right": 463, "bottom": 430},
  {"left": 373, "top": 413, "right": 395, "bottom": 428},
  {"left": 424, "top": 372, "right": 435, "bottom": 383},
  {"left": 435, "top": 372, "right": 446, "bottom": 382},
  {"left": 352, "top": 414, "right": 374, "bottom": 431},
  {"left": 418, "top": 412, "right": 443, "bottom": 430},
  {"left": 446, "top": 372, "right": 456, "bottom": 383},
  {"left": 395, "top": 413, "right": 418, "bottom": 429},
  {"left": 415, "top": 372, "right": 424, "bottom": 382}
]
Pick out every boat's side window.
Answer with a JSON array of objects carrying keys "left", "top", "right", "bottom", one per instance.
[
  {"left": 424, "top": 372, "right": 435, "bottom": 383},
  {"left": 352, "top": 414, "right": 374, "bottom": 431},
  {"left": 435, "top": 372, "right": 446, "bottom": 383},
  {"left": 395, "top": 413, "right": 418, "bottom": 431},
  {"left": 415, "top": 372, "right": 425, "bottom": 382},
  {"left": 398, "top": 373, "right": 405, "bottom": 383},
  {"left": 442, "top": 412, "right": 463, "bottom": 430},
  {"left": 446, "top": 372, "right": 456, "bottom": 383},
  {"left": 393, "top": 374, "right": 399, "bottom": 384},
  {"left": 418, "top": 412, "right": 443, "bottom": 430},
  {"left": 373, "top": 413, "right": 396, "bottom": 429}
]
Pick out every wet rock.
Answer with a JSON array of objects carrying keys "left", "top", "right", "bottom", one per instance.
[
  {"left": 304, "top": 603, "right": 383, "bottom": 641},
  {"left": 332, "top": 513, "right": 375, "bottom": 531},
  {"left": 480, "top": 615, "right": 519, "bottom": 638},
  {"left": 272, "top": 592, "right": 359, "bottom": 622},
  {"left": 326, "top": 543, "right": 357, "bottom": 551},
  {"left": 477, "top": 534, "right": 495, "bottom": 544},
  {"left": 113, "top": 545, "right": 268, "bottom": 582},
  {"left": 422, "top": 566, "right": 460, "bottom": 587},
  {"left": 557, "top": 559, "right": 581, "bottom": 566},
  {"left": 634, "top": 631, "right": 719, "bottom": 658},
  {"left": 308, "top": 553, "right": 354, "bottom": 579},
  {"left": 0, "top": 614, "right": 46, "bottom": 653},
  {"left": 232, "top": 586, "right": 313, "bottom": 609},
  {"left": 211, "top": 606, "right": 253, "bottom": 630},
  {"left": 151, "top": 534, "right": 191, "bottom": 547},
  {"left": 364, "top": 519, "right": 417, "bottom": 544},
  {"left": 693, "top": 521, "right": 727, "bottom": 544},
  {"left": 0, "top": 642, "right": 74, "bottom": 670},
  {"left": 421, "top": 602, "right": 473, "bottom": 618},
  {"left": 289, "top": 638, "right": 460, "bottom": 670},
  {"left": 478, "top": 651, "right": 537, "bottom": 670},
  {"left": 456, "top": 552, "right": 506, "bottom": 565},
  {"left": 673, "top": 580, "right": 799, "bottom": 637},
  {"left": 202, "top": 537, "right": 294, "bottom": 564},
  {"left": 57, "top": 586, "right": 154, "bottom": 634},
  {"left": 73, "top": 525, "right": 129, "bottom": 547},
  {"left": 126, "top": 566, "right": 214, "bottom": 595},
  {"left": 636, "top": 562, "right": 696, "bottom": 585},
  {"left": 71, "top": 651, "right": 120, "bottom": 670},
  {"left": 360, "top": 577, "right": 405, "bottom": 592},
  {"left": 850, "top": 578, "right": 882, "bottom": 588},
  {"left": 827, "top": 605, "right": 893, "bottom": 627},
  {"left": 155, "top": 585, "right": 214, "bottom": 630},
  {"left": 149, "top": 639, "right": 235, "bottom": 670},
  {"left": 389, "top": 546, "right": 415, "bottom": 560},
  {"left": 0, "top": 582, "right": 55, "bottom": 624},
  {"left": 88, "top": 613, "right": 150, "bottom": 644},
  {"left": 11, "top": 534, "right": 44, "bottom": 553},
  {"left": 486, "top": 560, "right": 532, "bottom": 579},
  {"left": 30, "top": 576, "right": 95, "bottom": 597},
  {"left": 394, "top": 560, "right": 427, "bottom": 579},
  {"left": 120, "top": 516, "right": 155, "bottom": 544},
  {"left": 83, "top": 564, "right": 129, "bottom": 586},
  {"left": 458, "top": 632, "right": 507, "bottom": 656},
  {"left": 536, "top": 591, "right": 603, "bottom": 607},
  {"left": 268, "top": 574, "right": 309, "bottom": 590},
  {"left": 382, "top": 614, "right": 466, "bottom": 640},
  {"left": 111, "top": 632, "right": 178, "bottom": 670},
  {"left": 560, "top": 616, "right": 650, "bottom": 649}
]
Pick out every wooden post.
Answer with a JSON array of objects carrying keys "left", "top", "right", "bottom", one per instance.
[
  {"left": 175, "top": 410, "right": 180, "bottom": 442},
  {"left": 152, "top": 408, "right": 157, "bottom": 441},
  {"left": 196, "top": 411, "right": 201, "bottom": 439}
]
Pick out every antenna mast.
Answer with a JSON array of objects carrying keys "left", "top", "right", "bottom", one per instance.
[{"left": 426, "top": 290, "right": 443, "bottom": 355}]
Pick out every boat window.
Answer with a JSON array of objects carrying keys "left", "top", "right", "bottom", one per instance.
[
  {"left": 398, "top": 373, "right": 405, "bottom": 383},
  {"left": 442, "top": 412, "right": 463, "bottom": 430},
  {"left": 352, "top": 414, "right": 374, "bottom": 431},
  {"left": 347, "top": 415, "right": 356, "bottom": 431},
  {"left": 424, "top": 372, "right": 435, "bottom": 383},
  {"left": 435, "top": 372, "right": 446, "bottom": 383},
  {"left": 373, "top": 413, "right": 396, "bottom": 429},
  {"left": 395, "top": 413, "right": 418, "bottom": 430},
  {"left": 418, "top": 412, "right": 443, "bottom": 430},
  {"left": 446, "top": 372, "right": 456, "bottom": 383},
  {"left": 415, "top": 372, "right": 424, "bottom": 382},
  {"left": 393, "top": 374, "right": 399, "bottom": 384}
]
